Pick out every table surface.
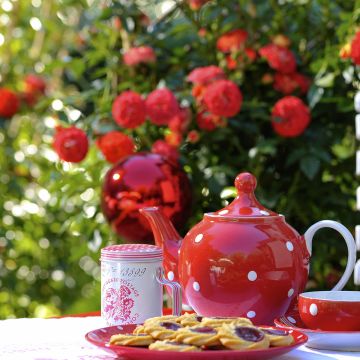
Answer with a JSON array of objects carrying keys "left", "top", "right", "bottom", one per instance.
[{"left": 0, "top": 316, "right": 359, "bottom": 360}]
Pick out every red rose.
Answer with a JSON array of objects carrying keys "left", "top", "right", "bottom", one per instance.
[
  {"left": 272, "top": 34, "right": 291, "bottom": 48},
  {"left": 259, "top": 44, "right": 297, "bottom": 74},
  {"left": 165, "top": 131, "right": 182, "bottom": 148},
  {"left": 196, "top": 111, "right": 218, "bottom": 131},
  {"left": 97, "top": 131, "right": 135, "bottom": 163},
  {"left": 23, "top": 74, "right": 46, "bottom": 107},
  {"left": 188, "top": 0, "right": 209, "bottom": 10},
  {"left": 203, "top": 80, "right": 242, "bottom": 117},
  {"left": 169, "top": 107, "right": 191, "bottom": 133},
  {"left": 191, "top": 84, "right": 206, "bottom": 104},
  {"left": 139, "top": 13, "right": 151, "bottom": 27},
  {"left": 187, "top": 66, "right": 225, "bottom": 85},
  {"left": 187, "top": 130, "right": 200, "bottom": 143},
  {"left": 261, "top": 73, "right": 274, "bottom": 85},
  {"left": 339, "top": 43, "right": 351, "bottom": 59},
  {"left": 271, "top": 96, "right": 311, "bottom": 137},
  {"left": 0, "top": 88, "right": 19, "bottom": 118},
  {"left": 145, "top": 88, "right": 179, "bottom": 125},
  {"left": 293, "top": 73, "right": 311, "bottom": 94},
  {"left": 350, "top": 31, "right": 360, "bottom": 65},
  {"left": 216, "top": 29, "right": 248, "bottom": 53},
  {"left": 112, "top": 91, "right": 146, "bottom": 129},
  {"left": 226, "top": 48, "right": 257, "bottom": 69},
  {"left": 114, "top": 17, "right": 122, "bottom": 30},
  {"left": 24, "top": 74, "right": 46, "bottom": 94},
  {"left": 53, "top": 126, "right": 89, "bottom": 163},
  {"left": 123, "top": 46, "right": 156, "bottom": 66},
  {"left": 273, "top": 73, "right": 310, "bottom": 95},
  {"left": 273, "top": 73, "right": 298, "bottom": 94},
  {"left": 151, "top": 140, "right": 179, "bottom": 162},
  {"left": 198, "top": 28, "right": 207, "bottom": 37}
]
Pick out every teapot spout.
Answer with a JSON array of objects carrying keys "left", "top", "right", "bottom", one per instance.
[{"left": 140, "top": 207, "right": 182, "bottom": 282}]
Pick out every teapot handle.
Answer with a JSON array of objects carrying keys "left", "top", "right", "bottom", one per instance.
[{"left": 304, "top": 220, "right": 357, "bottom": 290}]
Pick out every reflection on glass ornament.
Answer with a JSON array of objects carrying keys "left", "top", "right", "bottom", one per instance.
[{"left": 101, "top": 153, "right": 192, "bottom": 243}]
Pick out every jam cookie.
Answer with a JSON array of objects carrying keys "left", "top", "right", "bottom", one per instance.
[
  {"left": 201, "top": 316, "right": 253, "bottom": 328},
  {"left": 144, "top": 320, "right": 183, "bottom": 340},
  {"left": 149, "top": 340, "right": 201, "bottom": 352},
  {"left": 260, "top": 328, "right": 294, "bottom": 347},
  {"left": 143, "top": 315, "right": 179, "bottom": 325},
  {"left": 177, "top": 313, "right": 203, "bottom": 327},
  {"left": 109, "top": 333, "right": 154, "bottom": 346},
  {"left": 133, "top": 324, "right": 147, "bottom": 335},
  {"left": 218, "top": 324, "right": 270, "bottom": 350},
  {"left": 175, "top": 325, "right": 221, "bottom": 347}
]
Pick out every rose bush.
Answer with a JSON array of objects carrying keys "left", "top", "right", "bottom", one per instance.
[{"left": 0, "top": 0, "right": 359, "bottom": 318}]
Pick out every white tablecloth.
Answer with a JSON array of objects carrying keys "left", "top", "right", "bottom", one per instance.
[{"left": 0, "top": 316, "right": 359, "bottom": 360}]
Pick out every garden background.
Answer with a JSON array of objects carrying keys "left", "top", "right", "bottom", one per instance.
[{"left": 0, "top": 0, "right": 359, "bottom": 319}]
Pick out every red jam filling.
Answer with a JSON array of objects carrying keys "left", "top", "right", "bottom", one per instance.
[
  {"left": 190, "top": 326, "right": 216, "bottom": 334},
  {"left": 263, "top": 329, "right": 288, "bottom": 336},
  {"left": 234, "top": 327, "right": 264, "bottom": 342},
  {"left": 160, "top": 322, "right": 181, "bottom": 331}
]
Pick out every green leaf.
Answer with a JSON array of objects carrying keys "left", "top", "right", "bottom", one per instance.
[
  {"left": 307, "top": 86, "right": 324, "bottom": 109},
  {"left": 300, "top": 156, "right": 321, "bottom": 180},
  {"left": 315, "top": 73, "right": 336, "bottom": 88}
]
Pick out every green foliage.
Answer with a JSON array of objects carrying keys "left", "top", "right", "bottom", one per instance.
[{"left": 0, "top": 0, "right": 359, "bottom": 319}]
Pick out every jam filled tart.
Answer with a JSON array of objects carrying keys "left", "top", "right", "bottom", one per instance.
[
  {"left": 201, "top": 316, "right": 253, "bottom": 328},
  {"left": 260, "top": 327, "right": 294, "bottom": 347},
  {"left": 143, "top": 315, "right": 179, "bottom": 325},
  {"left": 109, "top": 333, "right": 154, "bottom": 346},
  {"left": 175, "top": 325, "right": 221, "bottom": 347},
  {"left": 144, "top": 320, "right": 183, "bottom": 340},
  {"left": 218, "top": 324, "right": 270, "bottom": 350},
  {"left": 149, "top": 340, "right": 201, "bottom": 352},
  {"left": 177, "top": 313, "right": 203, "bottom": 327}
]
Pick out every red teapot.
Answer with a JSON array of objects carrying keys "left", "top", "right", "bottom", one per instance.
[{"left": 140, "top": 172, "right": 357, "bottom": 324}]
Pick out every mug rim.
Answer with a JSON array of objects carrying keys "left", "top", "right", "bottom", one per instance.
[{"left": 299, "top": 290, "right": 360, "bottom": 302}]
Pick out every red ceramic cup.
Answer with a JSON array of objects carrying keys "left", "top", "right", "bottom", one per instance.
[{"left": 298, "top": 291, "right": 360, "bottom": 331}]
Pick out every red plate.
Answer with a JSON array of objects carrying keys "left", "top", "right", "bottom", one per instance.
[{"left": 85, "top": 324, "right": 307, "bottom": 360}]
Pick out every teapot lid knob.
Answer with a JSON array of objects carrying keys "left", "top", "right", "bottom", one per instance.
[
  {"left": 235, "top": 172, "right": 257, "bottom": 194},
  {"left": 212, "top": 171, "right": 278, "bottom": 218}
]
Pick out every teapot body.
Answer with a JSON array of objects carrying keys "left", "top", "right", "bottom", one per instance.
[
  {"left": 179, "top": 215, "right": 310, "bottom": 324},
  {"left": 141, "top": 172, "right": 356, "bottom": 325}
]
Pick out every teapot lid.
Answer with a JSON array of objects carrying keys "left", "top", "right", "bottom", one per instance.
[{"left": 213, "top": 172, "right": 278, "bottom": 218}]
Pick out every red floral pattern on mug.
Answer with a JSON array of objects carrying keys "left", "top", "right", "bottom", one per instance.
[{"left": 103, "top": 281, "right": 138, "bottom": 324}]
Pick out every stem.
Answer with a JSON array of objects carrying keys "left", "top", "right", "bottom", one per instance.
[
  {"left": 29, "top": 1, "right": 52, "bottom": 60},
  {"left": 1, "top": 1, "right": 20, "bottom": 81}
]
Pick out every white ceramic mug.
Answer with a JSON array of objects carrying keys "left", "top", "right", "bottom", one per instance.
[{"left": 101, "top": 244, "right": 181, "bottom": 326}]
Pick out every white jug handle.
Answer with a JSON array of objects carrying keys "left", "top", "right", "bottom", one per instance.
[{"left": 304, "top": 220, "right": 356, "bottom": 290}]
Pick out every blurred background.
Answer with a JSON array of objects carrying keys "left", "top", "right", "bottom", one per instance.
[{"left": 0, "top": 0, "right": 359, "bottom": 319}]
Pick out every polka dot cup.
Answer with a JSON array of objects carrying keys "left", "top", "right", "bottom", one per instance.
[{"left": 298, "top": 291, "right": 360, "bottom": 331}]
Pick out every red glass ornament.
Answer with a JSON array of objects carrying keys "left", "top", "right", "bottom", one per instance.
[{"left": 101, "top": 153, "right": 192, "bottom": 243}]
